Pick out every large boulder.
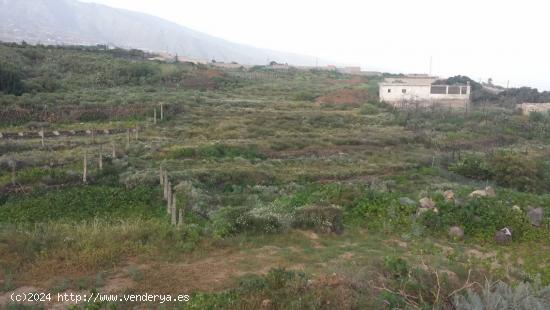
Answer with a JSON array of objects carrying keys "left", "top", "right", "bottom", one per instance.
[
  {"left": 399, "top": 197, "right": 416, "bottom": 206},
  {"left": 448, "top": 226, "right": 464, "bottom": 240},
  {"left": 485, "top": 186, "right": 496, "bottom": 197},
  {"left": 527, "top": 207, "right": 543, "bottom": 227},
  {"left": 443, "top": 190, "right": 455, "bottom": 202},
  {"left": 468, "top": 186, "right": 496, "bottom": 198},
  {"left": 494, "top": 227, "right": 512, "bottom": 245},
  {"left": 419, "top": 197, "right": 436, "bottom": 209}
]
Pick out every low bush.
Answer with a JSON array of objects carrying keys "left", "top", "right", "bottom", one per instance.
[
  {"left": 346, "top": 190, "right": 414, "bottom": 231},
  {"left": 419, "top": 190, "right": 550, "bottom": 242},
  {"left": 449, "top": 154, "right": 493, "bottom": 181},
  {"left": 185, "top": 268, "right": 346, "bottom": 309},
  {"left": 211, "top": 206, "right": 283, "bottom": 237},
  {"left": 454, "top": 278, "right": 550, "bottom": 309},
  {"left": 169, "top": 144, "right": 266, "bottom": 160},
  {"left": 292, "top": 204, "right": 344, "bottom": 234},
  {"left": 450, "top": 152, "right": 550, "bottom": 193},
  {"left": 0, "top": 185, "right": 162, "bottom": 223}
]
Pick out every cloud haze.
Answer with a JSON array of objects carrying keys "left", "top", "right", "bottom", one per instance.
[{"left": 81, "top": 0, "right": 550, "bottom": 90}]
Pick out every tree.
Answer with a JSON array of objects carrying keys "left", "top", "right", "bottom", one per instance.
[{"left": 0, "top": 63, "right": 25, "bottom": 95}]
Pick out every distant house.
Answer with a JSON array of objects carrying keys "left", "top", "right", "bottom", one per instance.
[
  {"left": 337, "top": 66, "right": 362, "bottom": 75},
  {"left": 268, "top": 62, "right": 290, "bottom": 70},
  {"left": 379, "top": 75, "right": 471, "bottom": 108},
  {"left": 517, "top": 103, "right": 550, "bottom": 115}
]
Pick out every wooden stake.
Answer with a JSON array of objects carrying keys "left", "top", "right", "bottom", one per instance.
[
  {"left": 39, "top": 130, "right": 44, "bottom": 147},
  {"left": 171, "top": 193, "right": 177, "bottom": 226},
  {"left": 111, "top": 141, "right": 116, "bottom": 158},
  {"left": 126, "top": 129, "right": 130, "bottom": 148},
  {"left": 83, "top": 152, "right": 88, "bottom": 183},
  {"left": 159, "top": 166, "right": 164, "bottom": 185},
  {"left": 163, "top": 173, "right": 169, "bottom": 199},
  {"left": 166, "top": 183, "right": 172, "bottom": 214},
  {"left": 160, "top": 103, "right": 164, "bottom": 120},
  {"left": 154, "top": 108, "right": 157, "bottom": 124},
  {"left": 10, "top": 161, "right": 16, "bottom": 185},
  {"left": 178, "top": 208, "right": 184, "bottom": 227},
  {"left": 98, "top": 146, "right": 103, "bottom": 170}
]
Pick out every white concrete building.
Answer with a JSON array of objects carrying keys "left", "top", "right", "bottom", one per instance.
[{"left": 379, "top": 76, "right": 470, "bottom": 108}]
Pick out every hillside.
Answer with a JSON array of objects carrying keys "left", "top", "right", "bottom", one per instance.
[
  {"left": 0, "top": 0, "right": 318, "bottom": 65},
  {"left": 0, "top": 44, "right": 550, "bottom": 308}
]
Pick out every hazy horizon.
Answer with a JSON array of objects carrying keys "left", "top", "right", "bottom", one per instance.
[{"left": 79, "top": 0, "right": 548, "bottom": 90}]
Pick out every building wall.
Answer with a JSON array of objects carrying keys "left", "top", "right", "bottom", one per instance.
[
  {"left": 379, "top": 85, "right": 432, "bottom": 102},
  {"left": 518, "top": 103, "right": 550, "bottom": 115},
  {"left": 379, "top": 84, "right": 470, "bottom": 103}
]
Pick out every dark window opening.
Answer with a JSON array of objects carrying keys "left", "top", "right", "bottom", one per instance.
[
  {"left": 448, "top": 86, "right": 461, "bottom": 94},
  {"left": 402, "top": 89, "right": 407, "bottom": 93},
  {"left": 430, "top": 85, "right": 447, "bottom": 94}
]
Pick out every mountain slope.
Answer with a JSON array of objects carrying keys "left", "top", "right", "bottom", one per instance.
[{"left": 0, "top": 0, "right": 318, "bottom": 65}]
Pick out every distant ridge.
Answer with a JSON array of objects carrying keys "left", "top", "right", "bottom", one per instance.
[{"left": 0, "top": 0, "right": 321, "bottom": 65}]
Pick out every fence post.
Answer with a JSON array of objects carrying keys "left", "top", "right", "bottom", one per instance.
[
  {"left": 98, "top": 145, "right": 103, "bottom": 170},
  {"left": 10, "top": 160, "right": 16, "bottom": 185},
  {"left": 111, "top": 141, "right": 116, "bottom": 158},
  {"left": 166, "top": 182, "right": 172, "bottom": 214},
  {"left": 39, "top": 130, "right": 45, "bottom": 147},
  {"left": 160, "top": 103, "right": 164, "bottom": 120},
  {"left": 178, "top": 208, "right": 184, "bottom": 227},
  {"left": 83, "top": 151, "right": 88, "bottom": 184},
  {"left": 171, "top": 194, "right": 177, "bottom": 226},
  {"left": 126, "top": 129, "right": 130, "bottom": 148},
  {"left": 154, "top": 108, "right": 157, "bottom": 124}
]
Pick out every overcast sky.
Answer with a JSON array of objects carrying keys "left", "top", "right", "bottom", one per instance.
[{"left": 81, "top": 0, "right": 550, "bottom": 90}]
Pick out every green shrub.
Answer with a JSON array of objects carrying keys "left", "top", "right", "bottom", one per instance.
[
  {"left": 169, "top": 144, "right": 266, "bottom": 160},
  {"left": 292, "top": 205, "right": 343, "bottom": 234},
  {"left": 211, "top": 206, "right": 283, "bottom": 237},
  {"left": 454, "top": 278, "right": 550, "bottom": 310},
  {"left": 383, "top": 256, "right": 409, "bottom": 280},
  {"left": 419, "top": 192, "right": 545, "bottom": 241},
  {"left": 15, "top": 167, "right": 75, "bottom": 185},
  {"left": 449, "top": 154, "right": 493, "bottom": 180},
  {"left": 488, "top": 152, "right": 539, "bottom": 192},
  {"left": 293, "top": 91, "right": 318, "bottom": 102},
  {"left": 360, "top": 103, "right": 380, "bottom": 115},
  {"left": 346, "top": 190, "right": 414, "bottom": 230},
  {"left": 195, "top": 170, "right": 275, "bottom": 191},
  {"left": 0, "top": 185, "right": 161, "bottom": 223}
]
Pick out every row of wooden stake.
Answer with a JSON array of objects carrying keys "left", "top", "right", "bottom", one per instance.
[
  {"left": 82, "top": 142, "right": 117, "bottom": 183},
  {"left": 160, "top": 166, "right": 184, "bottom": 227}
]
